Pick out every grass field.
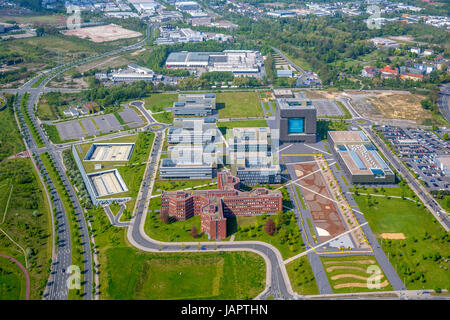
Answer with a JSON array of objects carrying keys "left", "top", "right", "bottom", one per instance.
[
  {"left": 105, "top": 248, "right": 265, "bottom": 300},
  {"left": 144, "top": 93, "right": 178, "bottom": 113},
  {"left": 152, "top": 179, "right": 215, "bottom": 194},
  {"left": 145, "top": 213, "right": 211, "bottom": 242},
  {"left": 0, "top": 94, "right": 25, "bottom": 162},
  {"left": 353, "top": 187, "right": 450, "bottom": 290},
  {"left": 216, "top": 92, "right": 264, "bottom": 119},
  {"left": 285, "top": 256, "right": 319, "bottom": 295},
  {"left": 281, "top": 51, "right": 313, "bottom": 71},
  {"left": 0, "top": 157, "right": 52, "bottom": 300},
  {"left": 0, "top": 15, "right": 66, "bottom": 25},
  {"left": 321, "top": 255, "right": 394, "bottom": 294},
  {"left": 0, "top": 97, "right": 52, "bottom": 299},
  {"left": 0, "top": 257, "right": 25, "bottom": 300},
  {"left": 152, "top": 111, "right": 173, "bottom": 124},
  {"left": 217, "top": 120, "right": 268, "bottom": 135},
  {"left": 232, "top": 210, "right": 305, "bottom": 260},
  {"left": 87, "top": 206, "right": 265, "bottom": 300}
]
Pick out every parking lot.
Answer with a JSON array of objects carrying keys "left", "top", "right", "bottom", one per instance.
[
  {"left": 294, "top": 92, "right": 344, "bottom": 117},
  {"left": 376, "top": 125, "right": 450, "bottom": 190},
  {"left": 56, "top": 108, "right": 144, "bottom": 141}
]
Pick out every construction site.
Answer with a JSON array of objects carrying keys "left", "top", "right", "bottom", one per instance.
[{"left": 62, "top": 24, "right": 142, "bottom": 43}]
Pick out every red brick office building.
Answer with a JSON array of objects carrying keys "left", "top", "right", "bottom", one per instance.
[{"left": 160, "top": 172, "right": 283, "bottom": 240}]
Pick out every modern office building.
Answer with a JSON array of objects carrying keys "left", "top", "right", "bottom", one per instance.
[
  {"left": 273, "top": 89, "right": 294, "bottom": 99},
  {"left": 161, "top": 117, "right": 219, "bottom": 180},
  {"left": 328, "top": 130, "right": 395, "bottom": 184},
  {"left": 226, "top": 127, "right": 281, "bottom": 185},
  {"left": 165, "top": 50, "right": 264, "bottom": 78},
  {"left": 159, "top": 158, "right": 214, "bottom": 179},
  {"left": 168, "top": 117, "right": 216, "bottom": 144},
  {"left": 278, "top": 98, "right": 317, "bottom": 143},
  {"left": 171, "top": 93, "right": 216, "bottom": 116},
  {"left": 160, "top": 172, "right": 283, "bottom": 240}
]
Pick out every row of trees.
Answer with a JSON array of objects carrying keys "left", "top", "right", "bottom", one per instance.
[{"left": 62, "top": 149, "right": 93, "bottom": 209}]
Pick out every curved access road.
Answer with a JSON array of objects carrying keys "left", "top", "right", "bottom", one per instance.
[{"left": 0, "top": 254, "right": 30, "bottom": 300}]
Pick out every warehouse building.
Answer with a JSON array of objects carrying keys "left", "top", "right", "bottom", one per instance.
[{"left": 328, "top": 130, "right": 395, "bottom": 184}]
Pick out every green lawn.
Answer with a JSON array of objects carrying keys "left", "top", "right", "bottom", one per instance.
[
  {"left": 152, "top": 111, "right": 173, "bottom": 124},
  {"left": 105, "top": 248, "right": 265, "bottom": 300},
  {"left": 145, "top": 213, "right": 211, "bottom": 242},
  {"left": 0, "top": 157, "right": 52, "bottom": 300},
  {"left": 279, "top": 50, "right": 313, "bottom": 71},
  {"left": 0, "top": 258, "right": 25, "bottom": 300},
  {"left": 437, "top": 196, "right": 450, "bottom": 212},
  {"left": 152, "top": 178, "right": 214, "bottom": 194},
  {"left": 88, "top": 206, "right": 265, "bottom": 300},
  {"left": 42, "top": 123, "right": 65, "bottom": 144},
  {"left": 0, "top": 94, "right": 25, "bottom": 162},
  {"left": 286, "top": 256, "right": 319, "bottom": 295},
  {"left": 216, "top": 92, "right": 264, "bottom": 119},
  {"left": 232, "top": 211, "right": 305, "bottom": 260},
  {"left": 0, "top": 15, "right": 67, "bottom": 25},
  {"left": 321, "top": 255, "right": 394, "bottom": 294},
  {"left": 353, "top": 188, "right": 450, "bottom": 291},
  {"left": 144, "top": 93, "right": 178, "bottom": 113},
  {"left": 217, "top": 120, "right": 268, "bottom": 135}
]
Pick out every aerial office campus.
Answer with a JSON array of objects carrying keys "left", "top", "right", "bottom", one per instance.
[{"left": 0, "top": 0, "right": 449, "bottom": 305}]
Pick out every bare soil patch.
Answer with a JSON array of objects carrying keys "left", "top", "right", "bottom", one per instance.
[
  {"left": 326, "top": 265, "right": 366, "bottom": 272},
  {"left": 62, "top": 24, "right": 142, "bottom": 43},
  {"left": 324, "top": 260, "right": 376, "bottom": 265},
  {"left": 380, "top": 233, "right": 406, "bottom": 240},
  {"left": 334, "top": 280, "right": 389, "bottom": 289}
]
